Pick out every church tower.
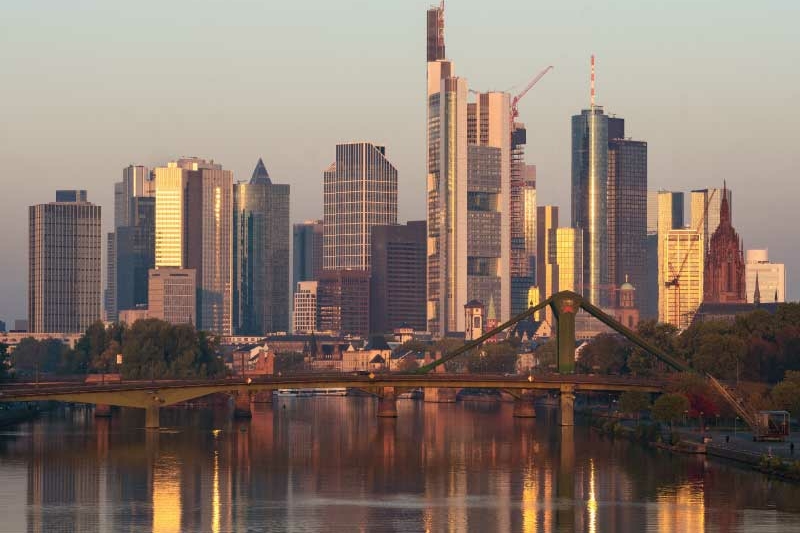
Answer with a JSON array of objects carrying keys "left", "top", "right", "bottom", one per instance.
[{"left": 703, "top": 183, "right": 746, "bottom": 303}]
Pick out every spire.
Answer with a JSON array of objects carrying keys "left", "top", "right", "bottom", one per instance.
[
  {"left": 590, "top": 55, "right": 596, "bottom": 108},
  {"left": 250, "top": 158, "right": 271, "bottom": 185},
  {"left": 754, "top": 272, "right": 761, "bottom": 306},
  {"left": 487, "top": 294, "right": 497, "bottom": 321},
  {"left": 719, "top": 181, "right": 731, "bottom": 227}
]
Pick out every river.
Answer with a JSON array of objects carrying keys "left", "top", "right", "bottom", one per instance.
[{"left": 0, "top": 397, "right": 798, "bottom": 532}]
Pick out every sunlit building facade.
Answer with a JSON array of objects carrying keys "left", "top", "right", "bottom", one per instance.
[
  {"left": 745, "top": 249, "right": 785, "bottom": 303},
  {"left": 571, "top": 107, "right": 609, "bottom": 305},
  {"left": 659, "top": 229, "right": 703, "bottom": 328},
  {"left": 148, "top": 268, "right": 196, "bottom": 326},
  {"left": 28, "top": 192, "right": 102, "bottom": 333},
  {"left": 322, "top": 142, "right": 397, "bottom": 272},
  {"left": 551, "top": 227, "right": 583, "bottom": 293},
  {"left": 293, "top": 281, "right": 318, "bottom": 334},
  {"left": 690, "top": 187, "right": 732, "bottom": 257}
]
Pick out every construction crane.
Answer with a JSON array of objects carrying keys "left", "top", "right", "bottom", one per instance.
[
  {"left": 664, "top": 189, "right": 717, "bottom": 327},
  {"left": 510, "top": 66, "right": 553, "bottom": 125}
]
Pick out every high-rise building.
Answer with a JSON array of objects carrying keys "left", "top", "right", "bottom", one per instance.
[
  {"left": 233, "top": 158, "right": 290, "bottom": 335},
  {"left": 29, "top": 192, "right": 102, "bottom": 333},
  {"left": 293, "top": 281, "right": 318, "bottom": 334},
  {"left": 691, "top": 187, "right": 733, "bottom": 258},
  {"left": 317, "top": 270, "right": 370, "bottom": 337},
  {"left": 116, "top": 196, "right": 155, "bottom": 314},
  {"left": 659, "top": 229, "right": 703, "bottom": 328},
  {"left": 536, "top": 206, "right": 559, "bottom": 298},
  {"left": 607, "top": 138, "right": 647, "bottom": 309},
  {"left": 426, "top": 2, "right": 445, "bottom": 62},
  {"left": 292, "top": 220, "right": 323, "bottom": 286},
  {"left": 551, "top": 227, "right": 583, "bottom": 293},
  {"left": 655, "top": 191, "right": 687, "bottom": 321},
  {"left": 323, "top": 142, "right": 397, "bottom": 271},
  {"left": 148, "top": 268, "right": 196, "bottom": 325},
  {"left": 703, "top": 187, "right": 745, "bottom": 304},
  {"left": 745, "top": 250, "right": 786, "bottom": 303},
  {"left": 106, "top": 165, "right": 154, "bottom": 321},
  {"left": 571, "top": 106, "right": 609, "bottom": 305},
  {"left": 154, "top": 158, "right": 233, "bottom": 334},
  {"left": 369, "top": 221, "right": 427, "bottom": 334}
]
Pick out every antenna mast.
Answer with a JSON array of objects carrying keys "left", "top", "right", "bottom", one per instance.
[{"left": 590, "top": 55, "right": 596, "bottom": 108}]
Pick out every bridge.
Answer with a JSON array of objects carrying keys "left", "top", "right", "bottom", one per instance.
[{"left": 2, "top": 290, "right": 754, "bottom": 431}]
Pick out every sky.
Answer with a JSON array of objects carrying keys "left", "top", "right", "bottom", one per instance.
[{"left": 0, "top": 0, "right": 798, "bottom": 323}]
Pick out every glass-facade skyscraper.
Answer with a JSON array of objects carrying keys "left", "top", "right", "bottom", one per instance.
[
  {"left": 292, "top": 220, "right": 323, "bottom": 287},
  {"left": 233, "top": 159, "right": 291, "bottom": 335},
  {"left": 571, "top": 106, "right": 609, "bottom": 305}
]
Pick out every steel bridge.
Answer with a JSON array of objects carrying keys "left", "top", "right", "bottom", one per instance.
[{"left": 3, "top": 290, "right": 748, "bottom": 430}]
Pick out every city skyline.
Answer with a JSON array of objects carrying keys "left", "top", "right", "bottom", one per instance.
[{"left": 1, "top": 0, "right": 798, "bottom": 321}]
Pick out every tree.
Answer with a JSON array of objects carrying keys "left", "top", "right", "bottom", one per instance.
[
  {"left": 691, "top": 333, "right": 746, "bottom": 380},
  {"left": 577, "top": 334, "right": 628, "bottom": 374},
  {"left": 628, "top": 320, "right": 681, "bottom": 376},
  {"left": 11, "top": 338, "right": 68, "bottom": 375},
  {"left": 274, "top": 352, "right": 306, "bottom": 374},
  {"left": 652, "top": 393, "right": 690, "bottom": 430},
  {"left": 395, "top": 355, "right": 419, "bottom": 372},
  {"left": 619, "top": 391, "right": 651, "bottom": 422},
  {"left": 533, "top": 340, "right": 556, "bottom": 373},
  {"left": 772, "top": 371, "right": 800, "bottom": 418},
  {"left": 465, "top": 342, "right": 517, "bottom": 374}
]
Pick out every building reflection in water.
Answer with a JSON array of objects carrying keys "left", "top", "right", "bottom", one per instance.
[{"left": 5, "top": 399, "right": 800, "bottom": 532}]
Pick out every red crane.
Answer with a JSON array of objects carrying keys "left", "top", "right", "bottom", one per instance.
[{"left": 510, "top": 65, "right": 554, "bottom": 125}]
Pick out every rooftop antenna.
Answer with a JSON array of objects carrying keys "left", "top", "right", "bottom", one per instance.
[{"left": 590, "top": 54, "right": 596, "bottom": 108}]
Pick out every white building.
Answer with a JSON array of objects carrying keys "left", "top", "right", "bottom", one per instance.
[
  {"left": 293, "top": 281, "right": 318, "bottom": 334},
  {"left": 745, "top": 249, "right": 785, "bottom": 303}
]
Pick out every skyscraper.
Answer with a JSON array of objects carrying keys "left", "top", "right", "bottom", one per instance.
[
  {"left": 233, "top": 159, "right": 291, "bottom": 335},
  {"left": 106, "top": 165, "right": 154, "bottom": 322},
  {"left": 323, "top": 142, "right": 398, "bottom": 271},
  {"left": 571, "top": 105, "right": 609, "bottom": 305},
  {"left": 29, "top": 192, "right": 102, "bottom": 333},
  {"left": 369, "top": 221, "right": 427, "bottom": 334},
  {"left": 551, "top": 227, "right": 583, "bottom": 293},
  {"left": 292, "top": 220, "right": 323, "bottom": 287},
  {"left": 154, "top": 158, "right": 233, "bottom": 334},
  {"left": 703, "top": 187, "right": 745, "bottom": 304},
  {"left": 293, "top": 281, "right": 318, "bottom": 334},
  {"left": 536, "top": 205, "right": 559, "bottom": 298},
  {"left": 607, "top": 138, "right": 647, "bottom": 309},
  {"left": 659, "top": 229, "right": 703, "bottom": 328},
  {"left": 317, "top": 270, "right": 370, "bottom": 337},
  {"left": 148, "top": 268, "right": 196, "bottom": 326}
]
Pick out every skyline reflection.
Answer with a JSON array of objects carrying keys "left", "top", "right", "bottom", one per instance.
[{"left": 0, "top": 399, "right": 798, "bottom": 532}]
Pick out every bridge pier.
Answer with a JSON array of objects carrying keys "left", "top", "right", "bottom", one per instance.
[
  {"left": 145, "top": 405, "right": 160, "bottom": 429},
  {"left": 234, "top": 391, "right": 253, "bottom": 419},
  {"left": 94, "top": 403, "right": 112, "bottom": 418},
  {"left": 513, "top": 392, "right": 536, "bottom": 418},
  {"left": 424, "top": 387, "right": 457, "bottom": 403},
  {"left": 559, "top": 385, "right": 575, "bottom": 426},
  {"left": 377, "top": 392, "right": 398, "bottom": 418}
]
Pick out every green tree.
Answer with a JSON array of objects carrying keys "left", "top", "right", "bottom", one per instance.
[
  {"left": 395, "top": 355, "right": 419, "bottom": 372},
  {"left": 691, "top": 333, "right": 746, "bottom": 380},
  {"left": 619, "top": 391, "right": 651, "bottom": 423},
  {"left": 628, "top": 320, "right": 681, "bottom": 376},
  {"left": 11, "top": 338, "right": 68, "bottom": 375},
  {"left": 772, "top": 371, "right": 800, "bottom": 418},
  {"left": 652, "top": 393, "right": 690, "bottom": 430},
  {"left": 533, "top": 340, "right": 556, "bottom": 373},
  {"left": 577, "top": 333, "right": 628, "bottom": 374},
  {"left": 466, "top": 342, "right": 517, "bottom": 374}
]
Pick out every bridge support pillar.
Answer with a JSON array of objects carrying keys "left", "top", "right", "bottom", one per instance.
[
  {"left": 513, "top": 392, "right": 536, "bottom": 418},
  {"left": 377, "top": 390, "right": 398, "bottom": 418},
  {"left": 234, "top": 391, "right": 252, "bottom": 419},
  {"left": 559, "top": 385, "right": 575, "bottom": 426},
  {"left": 94, "top": 403, "right": 112, "bottom": 418},
  {"left": 424, "top": 388, "right": 457, "bottom": 403},
  {"left": 145, "top": 405, "right": 160, "bottom": 429}
]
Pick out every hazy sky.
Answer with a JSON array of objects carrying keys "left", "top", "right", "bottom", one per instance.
[{"left": 1, "top": 0, "right": 798, "bottom": 323}]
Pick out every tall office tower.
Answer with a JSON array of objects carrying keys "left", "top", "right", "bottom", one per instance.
[
  {"left": 147, "top": 268, "right": 196, "bottom": 325},
  {"left": 510, "top": 122, "right": 537, "bottom": 315},
  {"left": 659, "top": 229, "right": 703, "bottom": 328},
  {"left": 571, "top": 105, "right": 609, "bottom": 305},
  {"left": 691, "top": 187, "right": 732, "bottom": 257},
  {"left": 293, "top": 220, "right": 323, "bottom": 286},
  {"left": 293, "top": 281, "right": 318, "bottom": 334},
  {"left": 703, "top": 188, "right": 745, "bottom": 303},
  {"left": 536, "top": 206, "right": 559, "bottom": 297},
  {"left": 154, "top": 158, "right": 233, "bottom": 334},
  {"left": 607, "top": 138, "right": 647, "bottom": 309},
  {"left": 233, "top": 158, "right": 291, "bottom": 335},
  {"left": 317, "top": 270, "right": 370, "bottom": 337},
  {"left": 106, "top": 165, "right": 154, "bottom": 321},
  {"left": 426, "top": 2, "right": 445, "bottom": 62},
  {"left": 646, "top": 191, "right": 659, "bottom": 235},
  {"left": 29, "top": 192, "right": 101, "bottom": 332},
  {"left": 369, "top": 221, "right": 427, "bottom": 334},
  {"left": 655, "top": 191, "right": 687, "bottom": 319},
  {"left": 116, "top": 196, "right": 155, "bottom": 313},
  {"left": 745, "top": 250, "right": 786, "bottom": 303},
  {"left": 550, "top": 227, "right": 584, "bottom": 293},
  {"left": 467, "top": 92, "right": 511, "bottom": 323},
  {"left": 323, "top": 142, "right": 398, "bottom": 271}
]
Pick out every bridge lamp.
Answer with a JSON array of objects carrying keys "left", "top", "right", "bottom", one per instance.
[
  {"left": 246, "top": 378, "right": 252, "bottom": 385},
  {"left": 368, "top": 372, "right": 375, "bottom": 380},
  {"left": 527, "top": 375, "right": 533, "bottom": 383}
]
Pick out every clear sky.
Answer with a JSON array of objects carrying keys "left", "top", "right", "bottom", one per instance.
[{"left": 1, "top": 0, "right": 798, "bottom": 323}]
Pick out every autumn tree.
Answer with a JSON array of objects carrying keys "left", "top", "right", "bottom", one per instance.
[{"left": 652, "top": 393, "right": 689, "bottom": 430}]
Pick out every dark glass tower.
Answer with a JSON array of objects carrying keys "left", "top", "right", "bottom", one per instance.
[
  {"left": 233, "top": 159, "right": 290, "bottom": 335},
  {"left": 571, "top": 107, "right": 609, "bottom": 305},
  {"left": 116, "top": 196, "right": 155, "bottom": 313},
  {"left": 607, "top": 138, "right": 647, "bottom": 310},
  {"left": 293, "top": 220, "right": 323, "bottom": 287}
]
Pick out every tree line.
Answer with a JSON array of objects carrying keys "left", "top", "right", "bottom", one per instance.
[{"left": 6, "top": 319, "right": 225, "bottom": 380}]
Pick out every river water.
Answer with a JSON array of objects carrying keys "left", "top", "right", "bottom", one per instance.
[{"left": 0, "top": 397, "right": 798, "bottom": 532}]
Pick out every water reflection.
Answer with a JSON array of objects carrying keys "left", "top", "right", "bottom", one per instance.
[{"left": 0, "top": 399, "right": 799, "bottom": 532}]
